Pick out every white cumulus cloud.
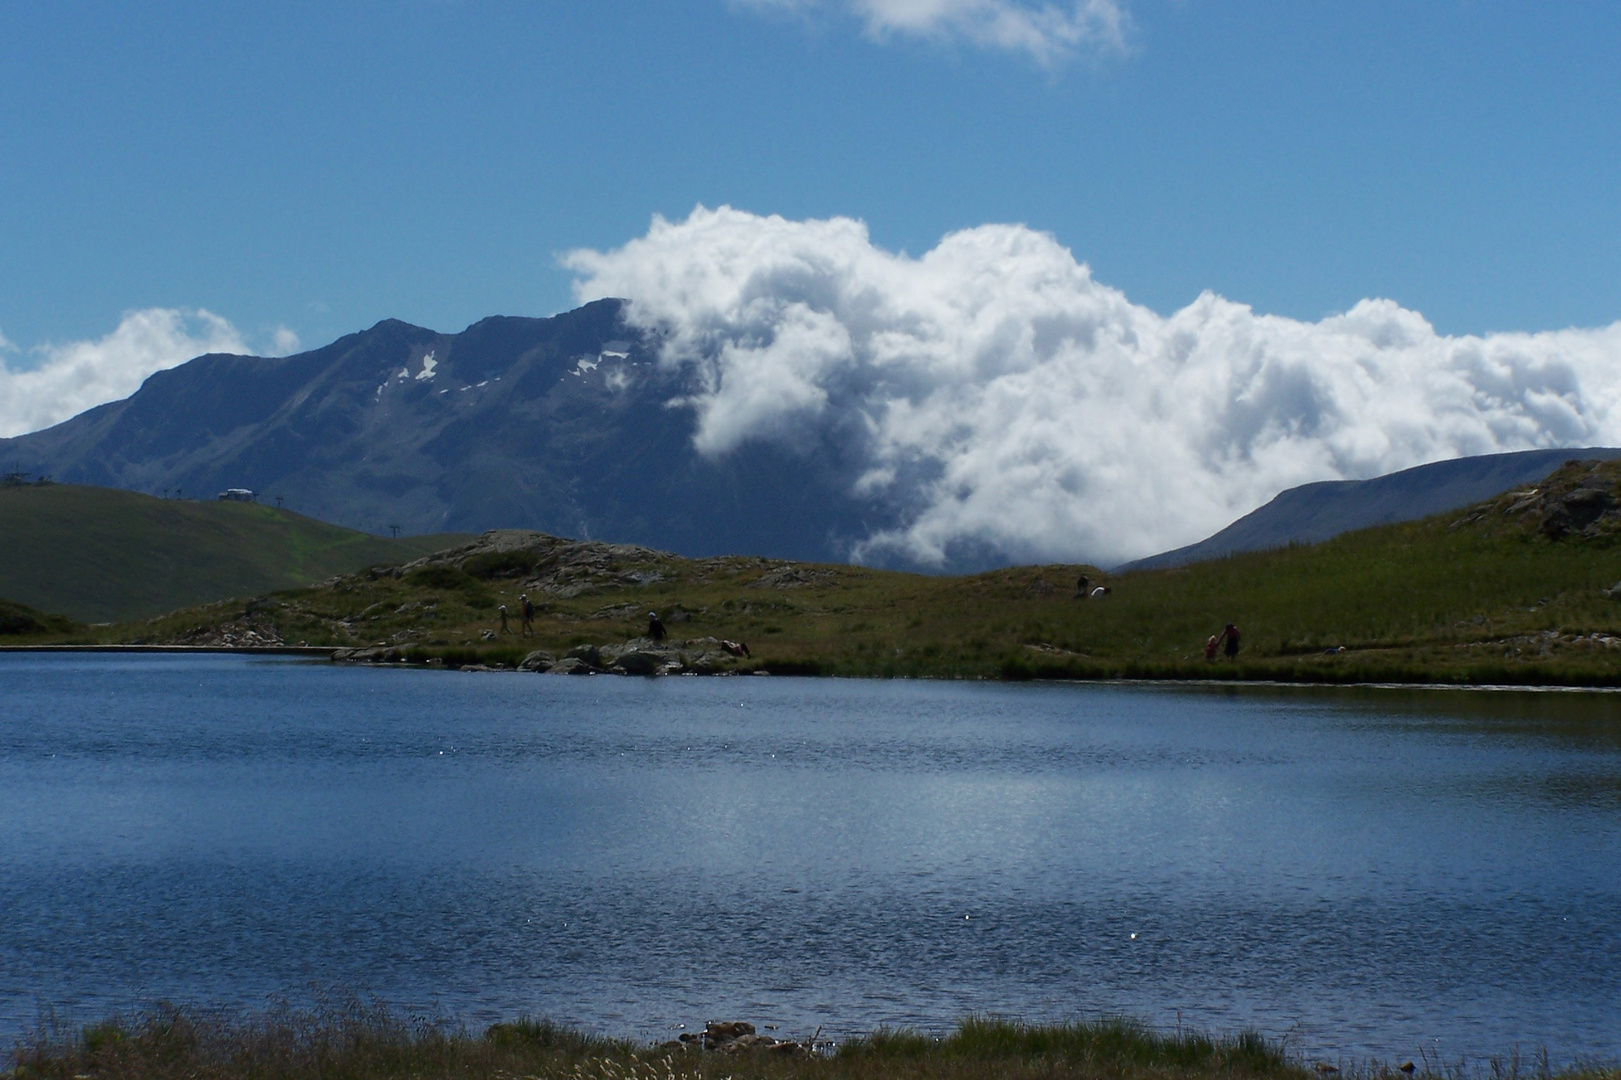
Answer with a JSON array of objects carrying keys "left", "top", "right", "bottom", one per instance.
[
  {"left": 736, "top": 0, "right": 1128, "bottom": 64},
  {"left": 0, "top": 309, "right": 250, "bottom": 439},
  {"left": 567, "top": 206, "right": 1621, "bottom": 567}
]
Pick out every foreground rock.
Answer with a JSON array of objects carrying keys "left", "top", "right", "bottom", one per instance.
[
  {"left": 531, "top": 636, "right": 741, "bottom": 675},
  {"left": 662, "top": 1020, "right": 812, "bottom": 1056}
]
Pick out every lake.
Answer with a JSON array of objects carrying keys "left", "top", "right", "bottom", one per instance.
[{"left": 2, "top": 653, "right": 1619, "bottom": 1064}]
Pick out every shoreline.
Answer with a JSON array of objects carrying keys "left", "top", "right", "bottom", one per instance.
[
  {"left": 0, "top": 643, "right": 337, "bottom": 655},
  {"left": 9, "top": 643, "right": 1621, "bottom": 693}
]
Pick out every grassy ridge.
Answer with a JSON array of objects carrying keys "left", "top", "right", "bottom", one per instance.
[
  {"left": 0, "top": 598, "right": 82, "bottom": 637},
  {"left": 0, "top": 484, "right": 467, "bottom": 623},
  {"left": 32, "top": 460, "right": 1621, "bottom": 685}
]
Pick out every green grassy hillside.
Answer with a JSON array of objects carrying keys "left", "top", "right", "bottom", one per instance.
[
  {"left": 0, "top": 597, "right": 83, "bottom": 638},
  {"left": 48, "top": 458, "right": 1621, "bottom": 685},
  {"left": 0, "top": 483, "right": 468, "bottom": 622}
]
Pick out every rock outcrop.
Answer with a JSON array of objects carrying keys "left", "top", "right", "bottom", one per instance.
[
  {"left": 401, "top": 530, "right": 674, "bottom": 599},
  {"left": 521, "top": 636, "right": 741, "bottom": 676},
  {"left": 1451, "top": 458, "right": 1621, "bottom": 541},
  {"left": 665, "top": 1020, "right": 812, "bottom": 1057}
]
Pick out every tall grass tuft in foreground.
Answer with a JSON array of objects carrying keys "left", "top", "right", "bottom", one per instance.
[
  {"left": 6, "top": 1006, "right": 1302, "bottom": 1080},
  {"left": 838, "top": 1017, "right": 1289, "bottom": 1078},
  {"left": 15, "top": 1005, "right": 1615, "bottom": 1080},
  {"left": 10, "top": 1000, "right": 637, "bottom": 1080}
]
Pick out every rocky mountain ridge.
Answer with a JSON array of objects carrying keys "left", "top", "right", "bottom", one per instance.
[{"left": 0, "top": 300, "right": 897, "bottom": 565}]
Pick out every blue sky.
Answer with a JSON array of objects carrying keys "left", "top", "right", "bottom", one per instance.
[{"left": 3, "top": 0, "right": 1617, "bottom": 357}]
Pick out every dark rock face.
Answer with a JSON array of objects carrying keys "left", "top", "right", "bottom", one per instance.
[
  {"left": 1541, "top": 486, "right": 1615, "bottom": 537},
  {"left": 1446, "top": 458, "right": 1621, "bottom": 546},
  {"left": 0, "top": 300, "right": 899, "bottom": 564}
]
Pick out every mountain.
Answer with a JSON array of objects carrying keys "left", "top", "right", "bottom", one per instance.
[
  {"left": 5, "top": 300, "right": 1615, "bottom": 576},
  {"left": 0, "top": 482, "right": 464, "bottom": 622},
  {"left": 0, "top": 300, "right": 898, "bottom": 564},
  {"left": 1119, "top": 447, "right": 1621, "bottom": 572}
]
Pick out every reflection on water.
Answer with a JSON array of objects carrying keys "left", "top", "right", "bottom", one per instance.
[
  {"left": 1, "top": 655, "right": 1618, "bottom": 1064},
  {"left": 1206, "top": 681, "right": 1621, "bottom": 748}
]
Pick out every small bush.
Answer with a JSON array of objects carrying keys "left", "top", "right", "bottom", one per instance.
[
  {"left": 407, "top": 565, "right": 480, "bottom": 592},
  {"left": 484, "top": 1018, "right": 615, "bottom": 1054},
  {"left": 462, "top": 551, "right": 542, "bottom": 580},
  {"left": 1000, "top": 655, "right": 1036, "bottom": 681}
]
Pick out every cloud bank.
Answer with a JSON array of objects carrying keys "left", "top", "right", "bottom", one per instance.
[
  {"left": 0, "top": 309, "right": 255, "bottom": 439},
  {"left": 568, "top": 206, "right": 1621, "bottom": 567},
  {"left": 737, "top": 0, "right": 1129, "bottom": 64}
]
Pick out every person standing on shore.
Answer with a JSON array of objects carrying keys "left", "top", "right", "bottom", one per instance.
[
  {"left": 498, "top": 603, "right": 510, "bottom": 635},
  {"left": 519, "top": 594, "right": 535, "bottom": 637},
  {"left": 1219, "top": 622, "right": 1241, "bottom": 658}
]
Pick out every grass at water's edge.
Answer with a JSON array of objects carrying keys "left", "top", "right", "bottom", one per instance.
[{"left": 7, "top": 1006, "right": 1617, "bottom": 1080}]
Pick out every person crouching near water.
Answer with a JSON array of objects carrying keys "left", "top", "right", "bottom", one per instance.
[
  {"left": 647, "top": 611, "right": 667, "bottom": 641},
  {"left": 1218, "top": 622, "right": 1241, "bottom": 658}
]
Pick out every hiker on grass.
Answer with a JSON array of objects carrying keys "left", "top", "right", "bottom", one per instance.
[
  {"left": 648, "top": 611, "right": 667, "bottom": 642},
  {"left": 1218, "top": 622, "right": 1241, "bottom": 658},
  {"left": 519, "top": 593, "right": 535, "bottom": 637},
  {"left": 1204, "top": 635, "right": 1219, "bottom": 661},
  {"left": 498, "top": 603, "right": 510, "bottom": 635}
]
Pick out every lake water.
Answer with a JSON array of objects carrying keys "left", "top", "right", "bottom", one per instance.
[{"left": 2, "top": 653, "right": 1619, "bottom": 1065}]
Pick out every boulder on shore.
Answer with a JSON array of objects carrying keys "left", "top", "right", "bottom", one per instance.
[
  {"left": 610, "top": 649, "right": 669, "bottom": 676},
  {"left": 675, "top": 1020, "right": 809, "bottom": 1057},
  {"left": 565, "top": 643, "right": 601, "bottom": 666}
]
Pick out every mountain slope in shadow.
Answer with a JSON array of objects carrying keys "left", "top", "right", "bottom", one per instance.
[{"left": 1119, "top": 447, "right": 1621, "bottom": 571}]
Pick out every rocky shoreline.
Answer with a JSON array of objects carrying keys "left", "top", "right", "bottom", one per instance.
[{"left": 331, "top": 634, "right": 760, "bottom": 676}]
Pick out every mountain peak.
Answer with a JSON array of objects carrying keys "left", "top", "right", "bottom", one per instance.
[{"left": 0, "top": 300, "right": 894, "bottom": 561}]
